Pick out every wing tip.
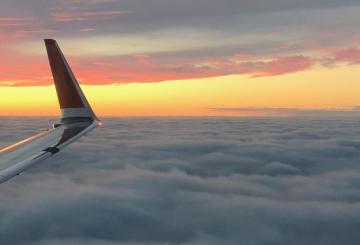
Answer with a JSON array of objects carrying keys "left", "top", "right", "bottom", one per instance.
[
  {"left": 44, "top": 38, "right": 56, "bottom": 45},
  {"left": 44, "top": 39, "right": 99, "bottom": 121}
]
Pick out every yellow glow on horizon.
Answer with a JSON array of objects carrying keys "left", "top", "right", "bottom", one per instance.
[{"left": 1, "top": 64, "right": 360, "bottom": 116}]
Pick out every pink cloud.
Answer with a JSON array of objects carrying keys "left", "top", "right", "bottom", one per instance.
[
  {"left": 51, "top": 10, "right": 130, "bottom": 22},
  {"left": 58, "top": 0, "right": 121, "bottom": 4},
  {"left": 0, "top": 17, "right": 33, "bottom": 21},
  {"left": 0, "top": 16, "right": 33, "bottom": 27},
  {"left": 194, "top": 55, "right": 314, "bottom": 78},
  {"left": 0, "top": 28, "right": 355, "bottom": 87},
  {"left": 0, "top": 51, "right": 316, "bottom": 87},
  {"left": 14, "top": 29, "right": 58, "bottom": 38},
  {"left": 86, "top": 0, "right": 121, "bottom": 3},
  {"left": 79, "top": 28, "right": 96, "bottom": 32},
  {"left": 332, "top": 47, "right": 360, "bottom": 64},
  {"left": 44, "top": 54, "right": 314, "bottom": 86},
  {"left": 249, "top": 56, "right": 314, "bottom": 77}
]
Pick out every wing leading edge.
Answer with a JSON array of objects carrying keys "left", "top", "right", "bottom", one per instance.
[{"left": 0, "top": 39, "right": 100, "bottom": 184}]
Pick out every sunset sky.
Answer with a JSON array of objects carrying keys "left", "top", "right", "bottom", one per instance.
[{"left": 1, "top": 0, "right": 360, "bottom": 116}]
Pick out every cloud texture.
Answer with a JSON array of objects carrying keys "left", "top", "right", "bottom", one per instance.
[
  {"left": 0, "top": 0, "right": 360, "bottom": 85},
  {"left": 1, "top": 117, "right": 360, "bottom": 244}
]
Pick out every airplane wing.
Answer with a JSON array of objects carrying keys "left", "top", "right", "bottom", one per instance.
[{"left": 0, "top": 39, "right": 100, "bottom": 184}]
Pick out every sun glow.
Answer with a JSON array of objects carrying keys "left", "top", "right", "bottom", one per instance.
[{"left": 1, "top": 64, "right": 360, "bottom": 117}]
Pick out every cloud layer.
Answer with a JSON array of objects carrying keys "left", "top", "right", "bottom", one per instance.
[
  {"left": 1, "top": 117, "right": 360, "bottom": 244},
  {"left": 0, "top": 0, "right": 360, "bottom": 85}
]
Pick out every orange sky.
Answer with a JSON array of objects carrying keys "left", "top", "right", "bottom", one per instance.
[
  {"left": 2, "top": 64, "right": 360, "bottom": 117},
  {"left": 1, "top": 1, "right": 360, "bottom": 116}
]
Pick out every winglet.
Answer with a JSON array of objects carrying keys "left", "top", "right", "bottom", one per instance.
[{"left": 44, "top": 39, "right": 98, "bottom": 121}]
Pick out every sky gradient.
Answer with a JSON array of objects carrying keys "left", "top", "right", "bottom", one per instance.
[{"left": 1, "top": 0, "right": 360, "bottom": 116}]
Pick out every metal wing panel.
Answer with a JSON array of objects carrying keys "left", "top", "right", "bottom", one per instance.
[{"left": 0, "top": 120, "right": 97, "bottom": 183}]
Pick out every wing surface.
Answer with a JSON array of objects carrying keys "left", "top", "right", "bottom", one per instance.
[{"left": 0, "top": 39, "right": 100, "bottom": 184}]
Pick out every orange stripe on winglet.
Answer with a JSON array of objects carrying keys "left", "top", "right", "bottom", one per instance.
[{"left": 45, "top": 39, "right": 85, "bottom": 109}]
